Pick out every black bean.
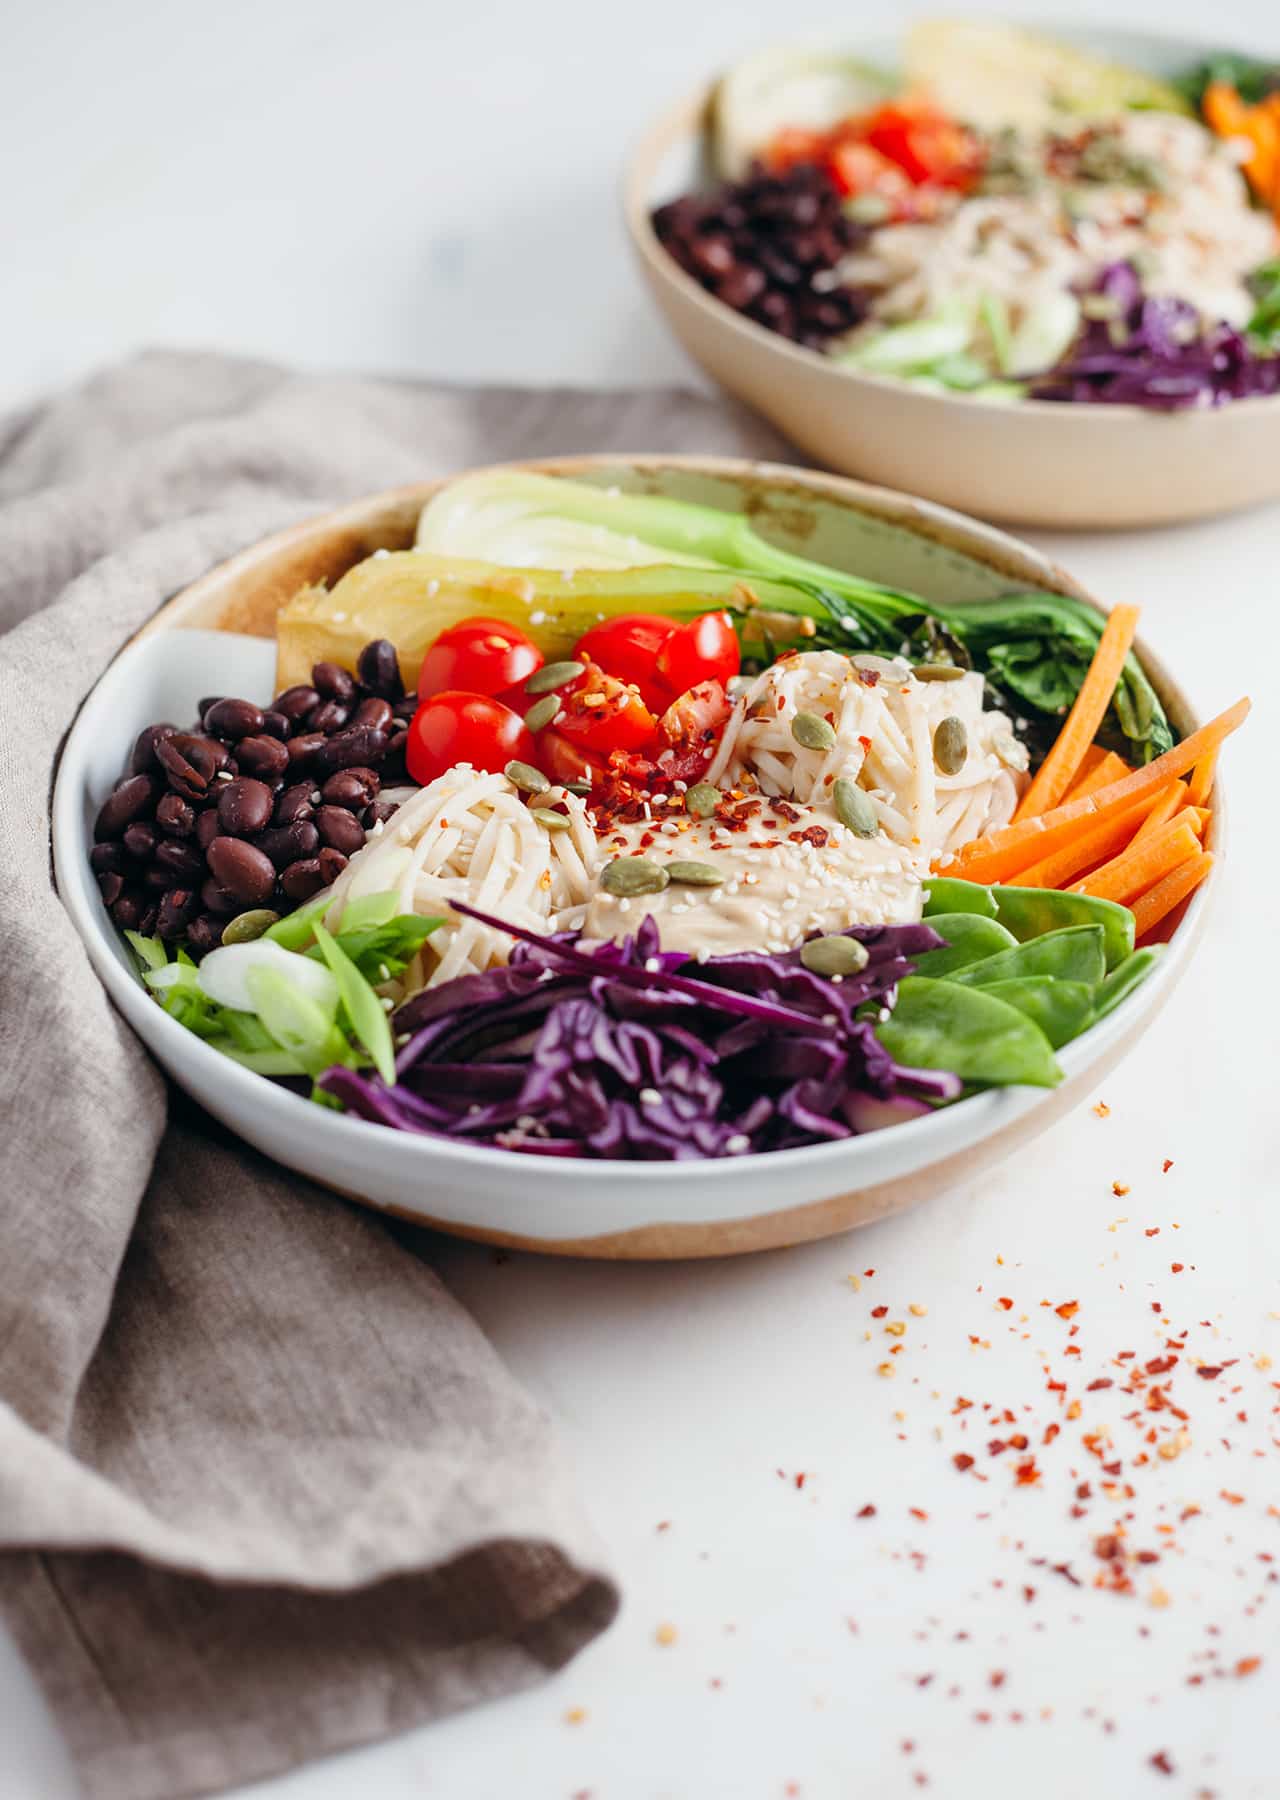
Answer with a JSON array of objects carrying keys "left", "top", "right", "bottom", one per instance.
[
  {"left": 157, "top": 888, "right": 198, "bottom": 941},
  {"left": 90, "top": 842, "right": 128, "bottom": 876},
  {"left": 197, "top": 696, "right": 224, "bottom": 717},
  {"left": 317, "top": 848, "right": 348, "bottom": 884},
  {"left": 350, "top": 695, "right": 393, "bottom": 733},
  {"left": 311, "top": 661, "right": 356, "bottom": 702},
  {"left": 155, "top": 838, "right": 206, "bottom": 882},
  {"left": 201, "top": 878, "right": 241, "bottom": 916},
  {"left": 367, "top": 797, "right": 401, "bottom": 827},
  {"left": 194, "top": 808, "right": 221, "bottom": 852},
  {"left": 143, "top": 863, "right": 175, "bottom": 891},
  {"left": 206, "top": 836, "right": 276, "bottom": 906},
  {"left": 312, "top": 726, "right": 389, "bottom": 777},
  {"left": 94, "top": 774, "right": 157, "bottom": 841},
  {"left": 274, "top": 781, "right": 317, "bottom": 825},
  {"left": 307, "top": 699, "right": 350, "bottom": 735},
  {"left": 279, "top": 858, "right": 326, "bottom": 901},
  {"left": 97, "top": 870, "right": 124, "bottom": 906},
  {"left": 314, "top": 805, "right": 366, "bottom": 855},
  {"left": 254, "top": 819, "right": 320, "bottom": 869},
  {"left": 203, "top": 696, "right": 265, "bottom": 739},
  {"left": 260, "top": 708, "right": 292, "bottom": 741},
  {"left": 156, "top": 793, "right": 196, "bottom": 837},
  {"left": 123, "top": 820, "right": 158, "bottom": 861},
  {"left": 111, "top": 891, "right": 144, "bottom": 930},
  {"left": 156, "top": 733, "right": 219, "bottom": 801},
  {"left": 275, "top": 685, "right": 320, "bottom": 722},
  {"left": 235, "top": 734, "right": 290, "bottom": 781},
  {"left": 128, "top": 722, "right": 179, "bottom": 776},
  {"left": 356, "top": 638, "right": 404, "bottom": 700},
  {"left": 391, "top": 692, "right": 418, "bottom": 726},
  {"left": 185, "top": 914, "right": 224, "bottom": 957},
  {"left": 286, "top": 732, "right": 327, "bottom": 771},
  {"left": 320, "top": 766, "right": 380, "bottom": 810},
  {"left": 386, "top": 727, "right": 408, "bottom": 760},
  {"left": 217, "top": 776, "right": 274, "bottom": 835},
  {"left": 137, "top": 903, "right": 160, "bottom": 935}
]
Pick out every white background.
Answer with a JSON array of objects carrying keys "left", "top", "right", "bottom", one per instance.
[{"left": 3, "top": 1, "right": 1280, "bottom": 1795}]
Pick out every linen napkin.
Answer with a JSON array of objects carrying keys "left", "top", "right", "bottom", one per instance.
[{"left": 0, "top": 350, "right": 794, "bottom": 1800}]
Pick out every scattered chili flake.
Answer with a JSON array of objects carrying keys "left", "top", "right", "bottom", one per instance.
[
  {"left": 871, "top": 1305, "right": 889, "bottom": 1319},
  {"left": 1162, "top": 1159, "right": 1174, "bottom": 1173},
  {"left": 1087, "top": 1379, "right": 1114, "bottom": 1391},
  {"left": 989, "top": 1670, "right": 1006, "bottom": 1688},
  {"left": 1236, "top": 1656, "right": 1262, "bottom": 1677},
  {"left": 1197, "top": 1366, "right": 1223, "bottom": 1380},
  {"left": 794, "top": 1473, "right": 807, "bottom": 1490},
  {"left": 1145, "top": 1228, "right": 1160, "bottom": 1238},
  {"left": 856, "top": 1504, "right": 877, "bottom": 1519},
  {"left": 1056, "top": 1301, "right": 1080, "bottom": 1320},
  {"left": 909, "top": 1507, "right": 929, "bottom": 1522},
  {"left": 1220, "top": 1490, "right": 1245, "bottom": 1505},
  {"left": 1093, "top": 1100, "right": 1111, "bottom": 1118},
  {"left": 1171, "top": 1263, "right": 1184, "bottom": 1274},
  {"left": 953, "top": 1452, "right": 975, "bottom": 1472},
  {"left": 1149, "top": 1750, "right": 1174, "bottom": 1775}
]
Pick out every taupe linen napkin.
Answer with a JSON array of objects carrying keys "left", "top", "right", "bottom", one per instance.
[{"left": 0, "top": 351, "right": 794, "bottom": 1799}]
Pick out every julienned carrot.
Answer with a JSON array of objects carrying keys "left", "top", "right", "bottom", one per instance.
[
  {"left": 1075, "top": 818, "right": 1201, "bottom": 905},
  {"left": 1014, "top": 605, "right": 1141, "bottom": 821},
  {"left": 1015, "top": 781, "right": 1179, "bottom": 890},
  {"left": 1063, "top": 744, "right": 1108, "bottom": 796},
  {"left": 1187, "top": 748, "right": 1217, "bottom": 808},
  {"left": 947, "top": 696, "right": 1250, "bottom": 886},
  {"left": 1130, "top": 778, "right": 1187, "bottom": 846},
  {"left": 1066, "top": 749, "right": 1131, "bottom": 801},
  {"left": 1182, "top": 806, "right": 1212, "bottom": 838},
  {"left": 1131, "top": 852, "right": 1215, "bottom": 940}
]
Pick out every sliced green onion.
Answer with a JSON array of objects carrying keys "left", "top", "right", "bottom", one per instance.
[{"left": 313, "top": 923, "right": 397, "bottom": 1085}]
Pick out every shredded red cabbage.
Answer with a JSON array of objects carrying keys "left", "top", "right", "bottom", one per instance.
[
  {"left": 318, "top": 904, "right": 959, "bottom": 1160},
  {"left": 1031, "top": 261, "right": 1280, "bottom": 410}
]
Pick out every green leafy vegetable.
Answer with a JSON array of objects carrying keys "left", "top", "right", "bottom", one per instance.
[
  {"left": 264, "top": 893, "right": 333, "bottom": 952},
  {"left": 312, "top": 924, "right": 397, "bottom": 1084},
  {"left": 991, "top": 886, "right": 1134, "bottom": 970},
  {"left": 1248, "top": 259, "right": 1280, "bottom": 351},
  {"left": 951, "top": 924, "right": 1107, "bottom": 990},
  {"left": 978, "top": 977, "right": 1095, "bottom": 1049},
  {"left": 244, "top": 964, "right": 348, "bottom": 1079},
  {"left": 310, "top": 911, "right": 441, "bottom": 985},
  {"left": 910, "top": 914, "right": 1018, "bottom": 979},
  {"left": 876, "top": 977, "right": 1062, "bottom": 1088},
  {"left": 1091, "top": 946, "right": 1166, "bottom": 1022}
]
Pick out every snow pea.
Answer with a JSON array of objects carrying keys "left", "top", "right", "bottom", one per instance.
[
  {"left": 922, "top": 877, "right": 999, "bottom": 919},
  {"left": 1091, "top": 946, "right": 1165, "bottom": 1023},
  {"left": 876, "top": 977, "right": 1062, "bottom": 1089},
  {"left": 952, "top": 924, "right": 1107, "bottom": 991},
  {"left": 991, "top": 886, "right": 1134, "bottom": 970},
  {"left": 910, "top": 913, "right": 1018, "bottom": 979},
  {"left": 978, "top": 978, "right": 1095, "bottom": 1050}
]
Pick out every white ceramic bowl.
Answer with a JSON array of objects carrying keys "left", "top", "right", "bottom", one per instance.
[
  {"left": 624, "top": 27, "right": 1280, "bottom": 530},
  {"left": 53, "top": 457, "right": 1216, "bottom": 1258}
]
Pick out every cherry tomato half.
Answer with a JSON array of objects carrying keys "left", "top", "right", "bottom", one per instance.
[
  {"left": 418, "top": 617, "right": 543, "bottom": 701},
  {"left": 573, "top": 615, "right": 677, "bottom": 711},
  {"left": 553, "top": 660, "right": 659, "bottom": 756},
  {"left": 405, "top": 691, "right": 536, "bottom": 786},
  {"left": 861, "top": 103, "right": 983, "bottom": 191},
  {"left": 655, "top": 612, "right": 740, "bottom": 697},
  {"left": 657, "top": 679, "right": 733, "bottom": 750},
  {"left": 537, "top": 728, "right": 603, "bottom": 788}
]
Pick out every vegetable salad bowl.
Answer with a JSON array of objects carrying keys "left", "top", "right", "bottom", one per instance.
[
  {"left": 53, "top": 458, "right": 1218, "bottom": 1258},
  {"left": 624, "top": 26, "right": 1280, "bottom": 529}
]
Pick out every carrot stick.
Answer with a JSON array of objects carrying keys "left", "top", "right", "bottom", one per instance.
[
  {"left": 1014, "top": 605, "right": 1141, "bottom": 821},
  {"left": 1015, "top": 781, "right": 1179, "bottom": 890},
  {"left": 947, "top": 697, "right": 1250, "bottom": 886},
  {"left": 1131, "top": 852, "right": 1215, "bottom": 940},
  {"left": 1063, "top": 744, "right": 1108, "bottom": 796},
  {"left": 1066, "top": 749, "right": 1131, "bottom": 801},
  {"left": 1181, "top": 806, "right": 1212, "bottom": 838},
  {"left": 1187, "top": 747, "right": 1217, "bottom": 808},
  {"left": 1074, "top": 818, "right": 1201, "bottom": 905},
  {"left": 1129, "top": 779, "right": 1186, "bottom": 847}
]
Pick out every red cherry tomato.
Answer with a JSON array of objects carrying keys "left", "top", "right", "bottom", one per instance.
[
  {"left": 860, "top": 103, "right": 983, "bottom": 191},
  {"left": 418, "top": 617, "right": 544, "bottom": 700},
  {"left": 655, "top": 612, "right": 740, "bottom": 697},
  {"left": 405, "top": 691, "right": 536, "bottom": 786},
  {"left": 537, "top": 728, "right": 604, "bottom": 788},
  {"left": 658, "top": 679, "right": 733, "bottom": 750},
  {"left": 573, "top": 614, "right": 678, "bottom": 711},
  {"left": 553, "top": 660, "right": 659, "bottom": 755}
]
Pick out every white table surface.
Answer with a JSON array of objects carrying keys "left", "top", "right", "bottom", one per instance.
[{"left": 4, "top": 1, "right": 1279, "bottom": 1795}]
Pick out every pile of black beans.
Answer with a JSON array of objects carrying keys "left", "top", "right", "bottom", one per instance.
[
  {"left": 651, "top": 162, "right": 868, "bottom": 352},
  {"left": 90, "top": 638, "right": 415, "bottom": 956}
]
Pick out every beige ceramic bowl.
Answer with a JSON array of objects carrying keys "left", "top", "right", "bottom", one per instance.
[{"left": 624, "top": 28, "right": 1280, "bottom": 530}]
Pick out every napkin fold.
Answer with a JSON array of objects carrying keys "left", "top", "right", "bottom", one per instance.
[{"left": 0, "top": 351, "right": 793, "bottom": 1799}]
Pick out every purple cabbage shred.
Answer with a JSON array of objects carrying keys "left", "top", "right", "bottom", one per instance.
[{"left": 318, "top": 903, "right": 959, "bottom": 1161}]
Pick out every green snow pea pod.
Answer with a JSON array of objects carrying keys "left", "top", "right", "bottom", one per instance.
[
  {"left": 991, "top": 886, "right": 1134, "bottom": 970},
  {"left": 951, "top": 924, "right": 1107, "bottom": 991},
  {"left": 876, "top": 977, "right": 1062, "bottom": 1089},
  {"left": 922, "top": 877, "right": 999, "bottom": 919},
  {"left": 978, "top": 978, "right": 1095, "bottom": 1050},
  {"left": 1091, "top": 946, "right": 1165, "bottom": 1023},
  {"left": 910, "top": 913, "right": 1018, "bottom": 979}
]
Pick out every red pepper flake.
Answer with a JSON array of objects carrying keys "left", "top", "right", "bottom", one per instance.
[
  {"left": 1043, "top": 1423, "right": 1060, "bottom": 1445},
  {"left": 856, "top": 1504, "right": 877, "bottom": 1519},
  {"left": 1220, "top": 1490, "right": 1245, "bottom": 1505},
  {"left": 997, "top": 1297, "right": 1014, "bottom": 1310},
  {"left": 953, "top": 1453, "right": 975, "bottom": 1472},
  {"left": 1197, "top": 1366, "right": 1224, "bottom": 1380},
  {"left": 1149, "top": 1750, "right": 1174, "bottom": 1776},
  {"left": 864, "top": 1269, "right": 875, "bottom": 1277},
  {"left": 1023, "top": 1585, "right": 1037, "bottom": 1603},
  {"left": 909, "top": 1507, "right": 929, "bottom": 1521},
  {"left": 1144, "top": 1227, "right": 1160, "bottom": 1237},
  {"left": 794, "top": 1473, "right": 807, "bottom": 1490},
  {"left": 1170, "top": 1262, "right": 1184, "bottom": 1273},
  {"left": 988, "top": 1439, "right": 1008, "bottom": 1456},
  {"left": 1162, "top": 1159, "right": 1174, "bottom": 1173},
  {"left": 871, "top": 1305, "right": 889, "bottom": 1319},
  {"left": 1112, "top": 1181, "right": 1130, "bottom": 1197},
  {"left": 989, "top": 1670, "right": 1006, "bottom": 1688},
  {"left": 1146, "top": 1356, "right": 1177, "bottom": 1375},
  {"left": 1014, "top": 1458, "right": 1040, "bottom": 1487},
  {"left": 1236, "top": 1656, "right": 1262, "bottom": 1677},
  {"left": 1056, "top": 1301, "right": 1080, "bottom": 1320},
  {"left": 916, "top": 1673, "right": 934, "bottom": 1687}
]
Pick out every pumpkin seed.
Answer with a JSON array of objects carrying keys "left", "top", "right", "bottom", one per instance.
[
  {"left": 221, "top": 908, "right": 281, "bottom": 946},
  {"left": 600, "top": 857, "right": 669, "bottom": 898},
  {"left": 524, "top": 694, "right": 561, "bottom": 733},
  {"left": 665, "top": 860, "right": 724, "bottom": 887},
  {"left": 535, "top": 810, "right": 573, "bottom": 833},
  {"left": 833, "top": 777, "right": 879, "bottom": 838},
  {"left": 913, "top": 662, "right": 966, "bottom": 682},
  {"left": 684, "top": 782, "right": 719, "bottom": 819},
  {"left": 525, "top": 660, "right": 582, "bottom": 695},
  {"left": 504, "top": 759, "right": 550, "bottom": 795},
  {"left": 791, "top": 710, "right": 837, "bottom": 752},
  {"left": 800, "top": 934, "right": 871, "bottom": 978},
  {"left": 564, "top": 779, "right": 593, "bottom": 796},
  {"left": 933, "top": 715, "right": 968, "bottom": 775}
]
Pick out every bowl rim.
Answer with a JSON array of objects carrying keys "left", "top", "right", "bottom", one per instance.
[
  {"left": 622, "top": 38, "right": 1280, "bottom": 427},
  {"left": 53, "top": 457, "right": 1220, "bottom": 1188}
]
